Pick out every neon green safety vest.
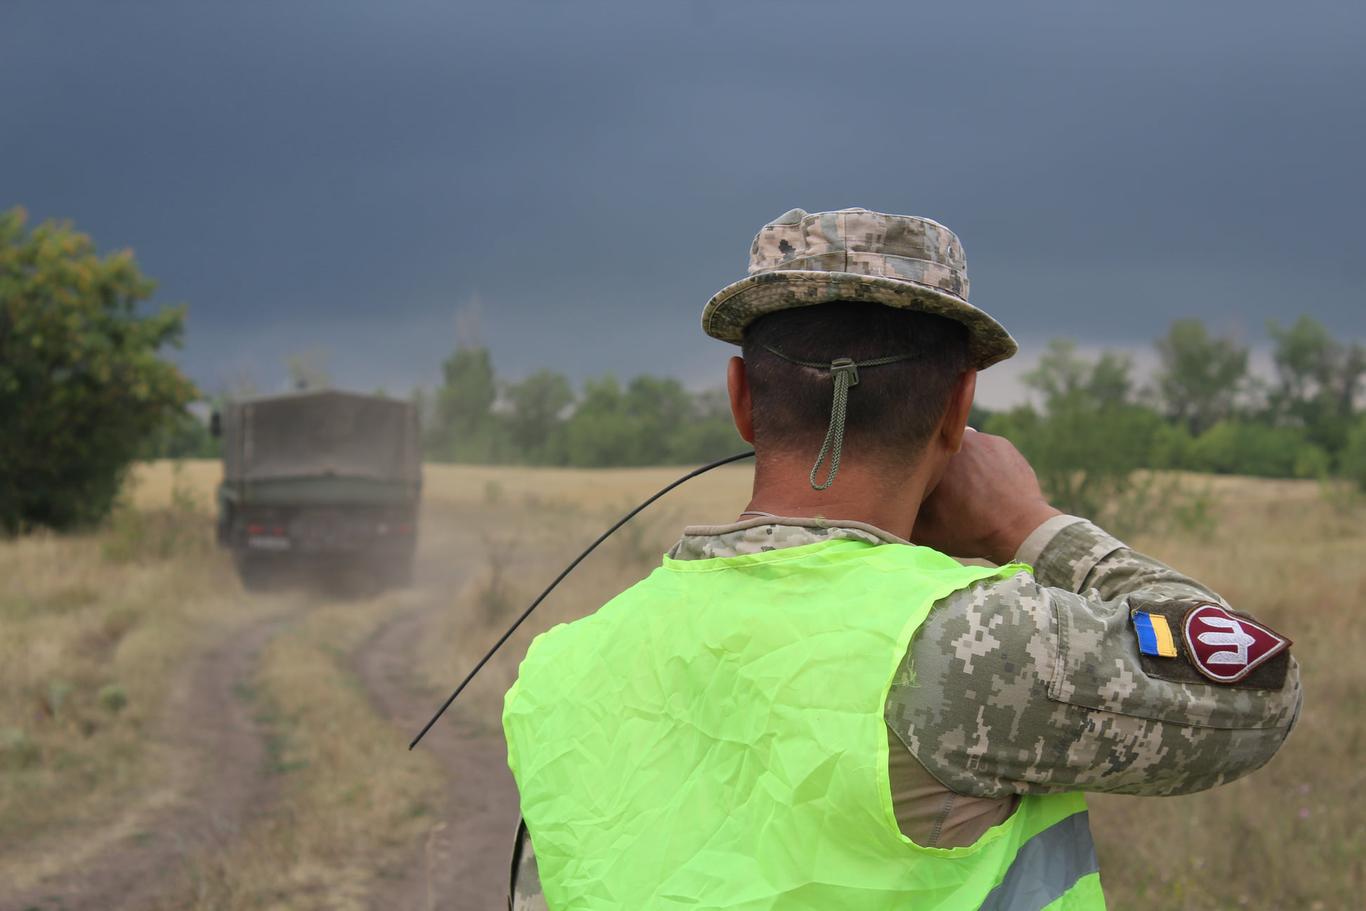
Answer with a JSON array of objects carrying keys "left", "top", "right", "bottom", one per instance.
[{"left": 504, "top": 537, "right": 1106, "bottom": 910}]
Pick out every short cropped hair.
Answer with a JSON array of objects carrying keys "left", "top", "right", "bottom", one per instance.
[{"left": 741, "top": 302, "right": 970, "bottom": 460}]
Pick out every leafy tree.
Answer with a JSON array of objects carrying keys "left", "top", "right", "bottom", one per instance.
[
  {"left": 1154, "top": 319, "right": 1249, "bottom": 434},
  {"left": 0, "top": 207, "right": 196, "bottom": 531},
  {"left": 1266, "top": 316, "right": 1364, "bottom": 456},
  {"left": 561, "top": 376, "right": 641, "bottom": 467},
  {"left": 1148, "top": 422, "right": 1195, "bottom": 470},
  {"left": 506, "top": 370, "right": 574, "bottom": 462},
  {"left": 422, "top": 340, "right": 742, "bottom": 468},
  {"left": 667, "top": 389, "right": 746, "bottom": 463},
  {"left": 1268, "top": 316, "right": 1334, "bottom": 408},
  {"left": 624, "top": 376, "right": 693, "bottom": 464},
  {"left": 143, "top": 406, "right": 219, "bottom": 459},
  {"left": 559, "top": 375, "right": 716, "bottom": 467},
  {"left": 1022, "top": 339, "right": 1134, "bottom": 409},
  {"left": 426, "top": 345, "right": 505, "bottom": 462},
  {"left": 986, "top": 340, "right": 1163, "bottom": 522}
]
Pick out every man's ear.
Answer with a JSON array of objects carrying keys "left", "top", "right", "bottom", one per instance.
[
  {"left": 939, "top": 369, "right": 977, "bottom": 453},
  {"left": 727, "top": 356, "right": 755, "bottom": 444}
]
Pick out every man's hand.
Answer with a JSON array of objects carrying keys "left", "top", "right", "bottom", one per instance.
[{"left": 911, "top": 430, "right": 1062, "bottom": 564}]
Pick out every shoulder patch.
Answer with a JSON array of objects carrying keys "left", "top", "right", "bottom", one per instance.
[
  {"left": 1129, "top": 599, "right": 1292, "bottom": 690},
  {"left": 1183, "top": 603, "right": 1291, "bottom": 684}
]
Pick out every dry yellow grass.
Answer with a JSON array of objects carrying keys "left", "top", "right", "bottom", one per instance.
[
  {"left": 1090, "top": 477, "right": 1365, "bottom": 910},
  {"left": 126, "top": 459, "right": 223, "bottom": 512},
  {"left": 0, "top": 487, "right": 295, "bottom": 895},
  {"left": 4, "top": 464, "right": 453, "bottom": 908},
  {"left": 10, "top": 460, "right": 1363, "bottom": 909},
  {"left": 129, "top": 458, "right": 756, "bottom": 519},
  {"left": 415, "top": 469, "right": 1364, "bottom": 911}
]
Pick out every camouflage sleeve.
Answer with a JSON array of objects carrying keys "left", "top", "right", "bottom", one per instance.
[{"left": 885, "top": 518, "right": 1302, "bottom": 798}]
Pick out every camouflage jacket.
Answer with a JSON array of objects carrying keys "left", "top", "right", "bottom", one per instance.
[{"left": 509, "top": 515, "right": 1302, "bottom": 909}]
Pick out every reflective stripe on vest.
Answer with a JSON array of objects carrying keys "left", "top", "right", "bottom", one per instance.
[
  {"left": 504, "top": 538, "right": 1108, "bottom": 910},
  {"left": 979, "top": 812, "right": 1100, "bottom": 911}
]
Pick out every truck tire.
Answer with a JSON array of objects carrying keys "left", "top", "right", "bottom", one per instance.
[
  {"left": 216, "top": 504, "right": 232, "bottom": 547},
  {"left": 387, "top": 552, "right": 416, "bottom": 589},
  {"left": 234, "top": 550, "right": 277, "bottom": 592}
]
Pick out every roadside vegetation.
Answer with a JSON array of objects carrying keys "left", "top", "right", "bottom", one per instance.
[
  {"left": 1, "top": 466, "right": 451, "bottom": 909},
  {"left": 0, "top": 207, "right": 196, "bottom": 533},
  {"left": 0, "top": 474, "right": 263, "bottom": 892}
]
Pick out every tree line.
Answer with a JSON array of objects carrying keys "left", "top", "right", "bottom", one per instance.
[
  {"left": 417, "top": 347, "right": 742, "bottom": 467},
  {"left": 2, "top": 207, "right": 1363, "bottom": 533},
  {"left": 416, "top": 317, "right": 1365, "bottom": 486},
  {"left": 981, "top": 321, "right": 1365, "bottom": 518}
]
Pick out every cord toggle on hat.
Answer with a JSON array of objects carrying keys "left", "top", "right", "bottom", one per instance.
[{"left": 761, "top": 344, "right": 917, "bottom": 490}]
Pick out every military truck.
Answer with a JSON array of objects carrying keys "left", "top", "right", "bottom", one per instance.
[{"left": 214, "top": 390, "right": 422, "bottom": 590}]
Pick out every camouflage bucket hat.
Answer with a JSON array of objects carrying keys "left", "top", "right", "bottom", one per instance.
[{"left": 702, "top": 207, "right": 1018, "bottom": 370}]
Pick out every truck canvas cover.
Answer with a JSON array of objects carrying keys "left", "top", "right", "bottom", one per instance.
[{"left": 223, "top": 390, "right": 420, "bottom": 484}]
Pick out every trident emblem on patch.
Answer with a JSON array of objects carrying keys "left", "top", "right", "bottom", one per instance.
[
  {"left": 1183, "top": 603, "right": 1290, "bottom": 684},
  {"left": 1195, "top": 615, "right": 1255, "bottom": 666}
]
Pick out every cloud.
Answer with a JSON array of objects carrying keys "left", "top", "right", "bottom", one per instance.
[{"left": 3, "top": 0, "right": 1361, "bottom": 400}]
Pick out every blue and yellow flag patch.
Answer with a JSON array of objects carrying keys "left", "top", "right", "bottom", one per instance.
[{"left": 1133, "top": 610, "right": 1178, "bottom": 657}]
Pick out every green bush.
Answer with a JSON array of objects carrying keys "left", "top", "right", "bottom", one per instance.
[
  {"left": 1149, "top": 422, "right": 1196, "bottom": 470},
  {"left": 100, "top": 468, "right": 211, "bottom": 563},
  {"left": 97, "top": 684, "right": 129, "bottom": 714},
  {"left": 1189, "top": 421, "right": 1327, "bottom": 478},
  {"left": 1293, "top": 445, "right": 1331, "bottom": 480},
  {"left": 984, "top": 341, "right": 1164, "bottom": 521},
  {"left": 0, "top": 727, "right": 40, "bottom": 770},
  {"left": 0, "top": 208, "right": 195, "bottom": 532},
  {"left": 142, "top": 406, "right": 219, "bottom": 459},
  {"left": 989, "top": 403, "right": 1165, "bottom": 522}
]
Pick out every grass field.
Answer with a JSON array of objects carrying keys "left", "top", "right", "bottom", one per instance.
[{"left": 2, "top": 459, "right": 1361, "bottom": 910}]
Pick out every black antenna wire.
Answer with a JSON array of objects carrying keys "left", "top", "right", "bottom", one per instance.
[{"left": 408, "top": 449, "right": 756, "bottom": 749}]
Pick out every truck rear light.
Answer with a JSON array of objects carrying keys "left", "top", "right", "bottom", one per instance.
[
  {"left": 272, "top": 526, "right": 285, "bottom": 536},
  {"left": 247, "top": 523, "right": 266, "bottom": 535},
  {"left": 397, "top": 523, "right": 414, "bottom": 534}
]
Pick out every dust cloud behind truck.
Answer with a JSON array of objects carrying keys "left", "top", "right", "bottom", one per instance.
[{"left": 214, "top": 390, "right": 422, "bottom": 590}]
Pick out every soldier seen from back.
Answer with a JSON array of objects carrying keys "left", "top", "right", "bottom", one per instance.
[{"left": 502, "top": 208, "right": 1302, "bottom": 910}]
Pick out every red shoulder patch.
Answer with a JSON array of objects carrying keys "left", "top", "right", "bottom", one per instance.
[{"left": 1182, "top": 603, "right": 1291, "bottom": 684}]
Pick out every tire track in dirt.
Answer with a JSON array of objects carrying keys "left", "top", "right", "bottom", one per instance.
[
  {"left": 2, "top": 609, "right": 300, "bottom": 911},
  {"left": 353, "top": 605, "right": 520, "bottom": 911}
]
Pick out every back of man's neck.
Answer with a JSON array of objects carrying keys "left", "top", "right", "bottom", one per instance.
[{"left": 743, "top": 457, "right": 932, "bottom": 542}]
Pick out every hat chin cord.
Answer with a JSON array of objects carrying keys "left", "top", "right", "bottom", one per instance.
[{"left": 760, "top": 344, "right": 917, "bottom": 490}]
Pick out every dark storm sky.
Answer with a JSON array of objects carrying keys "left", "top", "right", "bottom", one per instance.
[{"left": 3, "top": 1, "right": 1363, "bottom": 405}]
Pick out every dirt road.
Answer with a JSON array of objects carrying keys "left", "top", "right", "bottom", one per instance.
[
  {"left": 2, "top": 610, "right": 298, "bottom": 911},
  {"left": 4, "top": 509, "right": 525, "bottom": 911},
  {"left": 353, "top": 605, "right": 521, "bottom": 911}
]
